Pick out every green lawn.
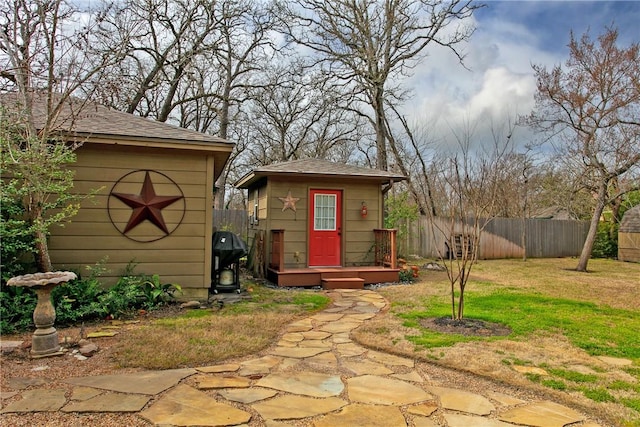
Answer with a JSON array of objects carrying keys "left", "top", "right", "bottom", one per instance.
[{"left": 401, "top": 290, "right": 640, "bottom": 360}]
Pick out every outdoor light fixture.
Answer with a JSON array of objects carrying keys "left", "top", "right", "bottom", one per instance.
[{"left": 360, "top": 201, "right": 368, "bottom": 218}]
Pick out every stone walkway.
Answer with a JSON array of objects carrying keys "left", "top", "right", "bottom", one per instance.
[{"left": 1, "top": 289, "right": 602, "bottom": 426}]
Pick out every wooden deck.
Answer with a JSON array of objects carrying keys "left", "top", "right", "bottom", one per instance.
[{"left": 267, "top": 266, "right": 400, "bottom": 289}]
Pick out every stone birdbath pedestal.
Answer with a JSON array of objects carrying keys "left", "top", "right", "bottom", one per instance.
[{"left": 7, "top": 271, "right": 77, "bottom": 358}]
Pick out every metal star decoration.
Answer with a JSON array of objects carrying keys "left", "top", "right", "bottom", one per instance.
[
  {"left": 111, "top": 171, "right": 184, "bottom": 234},
  {"left": 278, "top": 190, "right": 300, "bottom": 212}
]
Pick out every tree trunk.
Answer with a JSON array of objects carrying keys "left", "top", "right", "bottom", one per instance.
[
  {"left": 576, "top": 182, "right": 608, "bottom": 272},
  {"left": 35, "top": 228, "right": 52, "bottom": 273},
  {"left": 373, "top": 87, "right": 388, "bottom": 170}
]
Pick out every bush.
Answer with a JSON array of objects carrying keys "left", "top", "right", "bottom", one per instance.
[
  {"left": 592, "top": 221, "right": 618, "bottom": 258},
  {"left": 0, "top": 285, "right": 37, "bottom": 334},
  {"left": 0, "top": 262, "right": 181, "bottom": 333},
  {"left": 0, "top": 198, "right": 36, "bottom": 284}
]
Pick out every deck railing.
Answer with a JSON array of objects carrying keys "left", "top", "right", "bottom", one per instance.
[
  {"left": 374, "top": 229, "right": 398, "bottom": 269},
  {"left": 269, "top": 229, "right": 285, "bottom": 271},
  {"left": 270, "top": 228, "right": 397, "bottom": 271}
]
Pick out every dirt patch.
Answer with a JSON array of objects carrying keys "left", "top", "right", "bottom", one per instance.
[{"left": 420, "top": 316, "right": 512, "bottom": 336}]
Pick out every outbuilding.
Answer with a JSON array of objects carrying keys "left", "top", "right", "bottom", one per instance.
[
  {"left": 618, "top": 205, "right": 640, "bottom": 263},
  {"left": 235, "top": 159, "right": 406, "bottom": 288},
  {"left": 3, "top": 95, "right": 234, "bottom": 299}
]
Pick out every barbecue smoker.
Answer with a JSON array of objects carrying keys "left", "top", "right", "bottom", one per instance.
[{"left": 211, "top": 231, "right": 247, "bottom": 293}]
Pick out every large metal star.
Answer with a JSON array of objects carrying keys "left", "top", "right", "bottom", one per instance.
[{"left": 111, "top": 171, "right": 184, "bottom": 234}]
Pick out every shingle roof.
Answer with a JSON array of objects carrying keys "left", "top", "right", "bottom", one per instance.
[
  {"left": 0, "top": 92, "right": 232, "bottom": 147},
  {"left": 620, "top": 205, "right": 640, "bottom": 233},
  {"left": 235, "top": 158, "right": 406, "bottom": 188}
]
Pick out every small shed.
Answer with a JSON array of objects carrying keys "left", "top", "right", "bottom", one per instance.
[
  {"left": 2, "top": 94, "right": 234, "bottom": 299},
  {"left": 235, "top": 159, "right": 406, "bottom": 288},
  {"left": 618, "top": 205, "right": 640, "bottom": 263}
]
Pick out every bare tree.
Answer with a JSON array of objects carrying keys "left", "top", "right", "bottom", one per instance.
[
  {"left": 91, "top": 0, "right": 276, "bottom": 209},
  {"left": 273, "top": 0, "right": 480, "bottom": 170},
  {"left": 0, "top": 0, "right": 123, "bottom": 272},
  {"left": 526, "top": 28, "right": 640, "bottom": 271},
  {"left": 244, "top": 63, "right": 363, "bottom": 165},
  {"left": 426, "top": 121, "right": 516, "bottom": 320}
]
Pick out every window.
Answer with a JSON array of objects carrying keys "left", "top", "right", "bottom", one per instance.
[{"left": 314, "top": 194, "right": 336, "bottom": 230}]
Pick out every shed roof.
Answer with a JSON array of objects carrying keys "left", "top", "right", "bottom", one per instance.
[
  {"left": 620, "top": 205, "right": 640, "bottom": 233},
  {"left": 1, "top": 92, "right": 234, "bottom": 180},
  {"left": 235, "top": 158, "right": 407, "bottom": 189}
]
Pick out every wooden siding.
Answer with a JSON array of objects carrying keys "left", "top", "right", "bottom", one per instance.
[
  {"left": 402, "top": 216, "right": 589, "bottom": 259},
  {"left": 244, "top": 177, "right": 384, "bottom": 271},
  {"left": 48, "top": 144, "right": 214, "bottom": 292},
  {"left": 618, "top": 232, "right": 640, "bottom": 262}
]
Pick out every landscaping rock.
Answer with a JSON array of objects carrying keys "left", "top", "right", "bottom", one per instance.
[
  {"left": 79, "top": 343, "right": 99, "bottom": 357},
  {"left": 180, "top": 300, "right": 202, "bottom": 309}
]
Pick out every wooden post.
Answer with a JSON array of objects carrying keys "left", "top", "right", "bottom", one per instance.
[{"left": 270, "top": 229, "right": 285, "bottom": 271}]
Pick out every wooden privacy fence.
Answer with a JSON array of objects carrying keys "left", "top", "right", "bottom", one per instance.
[
  {"left": 213, "top": 209, "right": 248, "bottom": 239},
  {"left": 400, "top": 216, "right": 590, "bottom": 259}
]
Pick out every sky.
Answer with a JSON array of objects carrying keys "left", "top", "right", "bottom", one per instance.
[{"left": 403, "top": 0, "right": 640, "bottom": 149}]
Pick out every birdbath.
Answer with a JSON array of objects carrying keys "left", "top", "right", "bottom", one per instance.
[{"left": 7, "top": 271, "right": 77, "bottom": 358}]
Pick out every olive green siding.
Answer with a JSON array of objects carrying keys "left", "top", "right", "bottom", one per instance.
[
  {"left": 48, "top": 144, "right": 215, "bottom": 298},
  {"left": 246, "top": 177, "right": 384, "bottom": 270}
]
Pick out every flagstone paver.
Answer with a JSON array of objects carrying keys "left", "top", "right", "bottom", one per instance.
[
  {"left": 251, "top": 395, "right": 347, "bottom": 420},
  {"left": 1, "top": 389, "right": 67, "bottom": 413},
  {"left": 367, "top": 349, "right": 415, "bottom": 367},
  {"left": 342, "top": 359, "right": 394, "bottom": 375},
  {"left": 196, "top": 363, "right": 240, "bottom": 373},
  {"left": 427, "top": 385, "right": 495, "bottom": 415},
  {"left": 64, "top": 368, "right": 195, "bottom": 395},
  {"left": 413, "top": 416, "right": 439, "bottom": 427},
  {"left": 498, "top": 400, "right": 586, "bottom": 427},
  {"left": 140, "top": 384, "right": 251, "bottom": 426},
  {"left": 217, "top": 387, "right": 277, "bottom": 403},
  {"left": 269, "top": 346, "right": 330, "bottom": 358},
  {"left": 70, "top": 386, "right": 104, "bottom": 401},
  {"left": 347, "top": 375, "right": 432, "bottom": 405},
  {"left": 306, "top": 351, "right": 338, "bottom": 367},
  {"left": 2, "top": 288, "right": 600, "bottom": 427},
  {"left": 196, "top": 375, "right": 251, "bottom": 389},
  {"left": 486, "top": 391, "right": 526, "bottom": 406},
  {"left": 61, "top": 392, "right": 150, "bottom": 412},
  {"left": 256, "top": 371, "right": 344, "bottom": 397},
  {"left": 6, "top": 377, "right": 47, "bottom": 389},
  {"left": 445, "top": 413, "right": 519, "bottom": 427},
  {"left": 392, "top": 370, "right": 424, "bottom": 382},
  {"left": 313, "top": 403, "right": 407, "bottom": 427},
  {"left": 407, "top": 402, "right": 438, "bottom": 416}
]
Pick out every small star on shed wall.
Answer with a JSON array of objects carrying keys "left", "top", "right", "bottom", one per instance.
[{"left": 278, "top": 191, "right": 300, "bottom": 212}]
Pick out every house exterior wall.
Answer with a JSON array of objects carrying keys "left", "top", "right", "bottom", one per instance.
[
  {"left": 48, "top": 144, "right": 215, "bottom": 299},
  {"left": 246, "top": 177, "right": 383, "bottom": 270}
]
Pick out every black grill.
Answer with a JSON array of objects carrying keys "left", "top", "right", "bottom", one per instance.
[{"left": 211, "top": 231, "right": 247, "bottom": 293}]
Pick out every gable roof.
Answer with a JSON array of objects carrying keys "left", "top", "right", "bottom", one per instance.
[
  {"left": 1, "top": 92, "right": 234, "bottom": 179},
  {"left": 620, "top": 205, "right": 640, "bottom": 233},
  {"left": 235, "top": 158, "right": 407, "bottom": 189}
]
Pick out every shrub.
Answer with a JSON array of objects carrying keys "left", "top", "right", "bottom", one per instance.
[
  {"left": 0, "top": 285, "right": 37, "bottom": 334},
  {"left": 592, "top": 221, "right": 618, "bottom": 258},
  {"left": 0, "top": 198, "right": 36, "bottom": 283},
  {"left": 0, "top": 261, "right": 181, "bottom": 333}
]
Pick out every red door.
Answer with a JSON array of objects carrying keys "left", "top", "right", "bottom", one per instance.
[{"left": 309, "top": 189, "right": 342, "bottom": 267}]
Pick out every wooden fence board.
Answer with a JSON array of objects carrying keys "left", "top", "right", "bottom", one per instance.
[{"left": 400, "top": 216, "right": 589, "bottom": 259}]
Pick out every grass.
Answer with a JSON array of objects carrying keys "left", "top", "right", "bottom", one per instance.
[
  {"left": 354, "top": 258, "right": 640, "bottom": 426},
  {"left": 111, "top": 284, "right": 330, "bottom": 369},
  {"left": 399, "top": 291, "right": 640, "bottom": 359}
]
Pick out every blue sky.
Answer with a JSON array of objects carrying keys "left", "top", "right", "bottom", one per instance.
[{"left": 404, "top": 0, "right": 640, "bottom": 147}]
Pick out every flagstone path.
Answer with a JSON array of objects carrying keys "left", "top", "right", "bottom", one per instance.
[{"left": 1, "top": 289, "right": 603, "bottom": 426}]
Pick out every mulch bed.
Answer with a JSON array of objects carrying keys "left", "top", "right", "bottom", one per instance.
[{"left": 420, "top": 317, "right": 512, "bottom": 336}]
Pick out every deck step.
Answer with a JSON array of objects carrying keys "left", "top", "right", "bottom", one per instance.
[{"left": 321, "top": 277, "right": 365, "bottom": 290}]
